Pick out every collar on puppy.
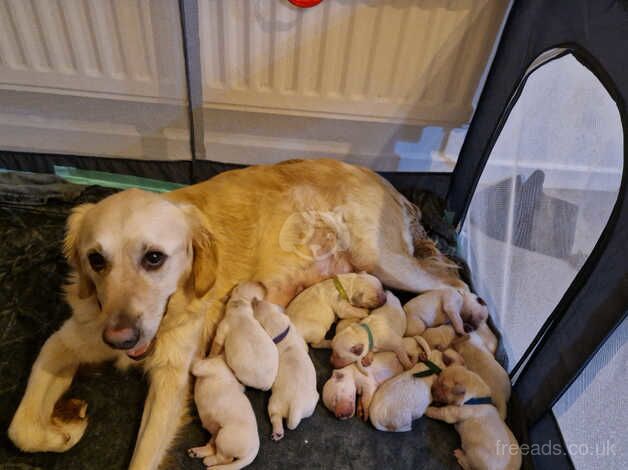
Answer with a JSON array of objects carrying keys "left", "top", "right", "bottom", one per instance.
[
  {"left": 359, "top": 323, "right": 374, "bottom": 352},
  {"left": 333, "top": 276, "right": 350, "bottom": 302},
  {"left": 413, "top": 359, "right": 442, "bottom": 378},
  {"left": 464, "top": 396, "right": 493, "bottom": 406},
  {"left": 273, "top": 326, "right": 290, "bottom": 344}
]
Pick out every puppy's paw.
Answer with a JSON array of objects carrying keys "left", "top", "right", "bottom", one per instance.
[{"left": 271, "top": 430, "right": 284, "bottom": 441}]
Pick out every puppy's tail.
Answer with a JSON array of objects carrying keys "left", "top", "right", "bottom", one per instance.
[{"left": 208, "top": 448, "right": 258, "bottom": 470}]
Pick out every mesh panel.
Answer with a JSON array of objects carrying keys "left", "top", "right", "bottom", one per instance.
[
  {"left": 554, "top": 317, "right": 627, "bottom": 469},
  {"left": 459, "top": 54, "right": 623, "bottom": 370}
]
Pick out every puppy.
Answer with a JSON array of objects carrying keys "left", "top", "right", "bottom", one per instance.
[
  {"left": 252, "top": 299, "right": 319, "bottom": 441},
  {"left": 475, "top": 321, "right": 498, "bottom": 356},
  {"left": 427, "top": 366, "right": 521, "bottom": 470},
  {"left": 188, "top": 355, "right": 259, "bottom": 469},
  {"left": 404, "top": 288, "right": 489, "bottom": 335},
  {"left": 330, "top": 291, "right": 411, "bottom": 373},
  {"left": 286, "top": 272, "right": 386, "bottom": 347},
  {"left": 422, "top": 325, "right": 458, "bottom": 351},
  {"left": 323, "top": 336, "right": 431, "bottom": 421},
  {"left": 453, "top": 332, "right": 511, "bottom": 420},
  {"left": 368, "top": 349, "right": 464, "bottom": 432},
  {"left": 210, "top": 282, "right": 278, "bottom": 390}
]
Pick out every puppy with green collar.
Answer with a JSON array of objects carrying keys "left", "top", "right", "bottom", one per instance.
[{"left": 330, "top": 291, "right": 412, "bottom": 374}]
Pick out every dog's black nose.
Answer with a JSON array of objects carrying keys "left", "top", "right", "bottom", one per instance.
[{"left": 102, "top": 314, "right": 140, "bottom": 350}]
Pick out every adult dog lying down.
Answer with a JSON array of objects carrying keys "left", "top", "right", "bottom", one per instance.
[{"left": 8, "top": 159, "right": 464, "bottom": 469}]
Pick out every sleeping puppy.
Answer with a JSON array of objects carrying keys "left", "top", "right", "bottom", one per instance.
[
  {"left": 423, "top": 323, "right": 499, "bottom": 357},
  {"left": 286, "top": 272, "right": 386, "bottom": 347},
  {"left": 421, "top": 325, "right": 458, "bottom": 352},
  {"left": 368, "top": 349, "right": 464, "bottom": 432},
  {"left": 404, "top": 289, "right": 489, "bottom": 336},
  {"left": 427, "top": 366, "right": 521, "bottom": 470},
  {"left": 252, "top": 299, "right": 319, "bottom": 441},
  {"left": 188, "top": 355, "right": 259, "bottom": 469},
  {"left": 330, "top": 291, "right": 411, "bottom": 373},
  {"left": 322, "top": 336, "right": 431, "bottom": 421},
  {"left": 209, "top": 282, "right": 278, "bottom": 390},
  {"left": 453, "top": 332, "right": 510, "bottom": 420}
]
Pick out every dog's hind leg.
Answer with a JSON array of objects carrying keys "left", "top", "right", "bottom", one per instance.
[
  {"left": 371, "top": 250, "right": 463, "bottom": 293},
  {"left": 188, "top": 441, "right": 216, "bottom": 459}
]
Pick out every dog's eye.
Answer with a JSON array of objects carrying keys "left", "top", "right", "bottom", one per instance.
[
  {"left": 142, "top": 251, "right": 166, "bottom": 270},
  {"left": 88, "top": 252, "right": 106, "bottom": 272}
]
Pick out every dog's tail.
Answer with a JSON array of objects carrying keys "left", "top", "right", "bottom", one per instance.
[{"left": 208, "top": 448, "right": 258, "bottom": 470}]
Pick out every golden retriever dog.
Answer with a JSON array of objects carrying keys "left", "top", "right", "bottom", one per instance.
[{"left": 8, "top": 159, "right": 463, "bottom": 469}]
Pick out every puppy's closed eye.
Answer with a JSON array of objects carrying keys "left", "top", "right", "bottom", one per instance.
[
  {"left": 334, "top": 372, "right": 345, "bottom": 380},
  {"left": 452, "top": 384, "right": 466, "bottom": 395}
]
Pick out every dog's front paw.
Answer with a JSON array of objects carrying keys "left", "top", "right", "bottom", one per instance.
[
  {"left": 9, "top": 411, "right": 88, "bottom": 453},
  {"left": 271, "top": 430, "right": 284, "bottom": 441}
]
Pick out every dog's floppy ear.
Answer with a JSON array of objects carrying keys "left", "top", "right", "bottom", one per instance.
[
  {"left": 64, "top": 203, "right": 95, "bottom": 299},
  {"left": 181, "top": 204, "right": 217, "bottom": 298},
  {"left": 350, "top": 344, "right": 364, "bottom": 356}
]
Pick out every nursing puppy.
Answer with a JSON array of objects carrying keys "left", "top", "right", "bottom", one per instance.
[
  {"left": 453, "top": 332, "right": 510, "bottom": 420},
  {"left": 252, "top": 299, "right": 318, "bottom": 441},
  {"left": 368, "top": 349, "right": 463, "bottom": 432},
  {"left": 286, "top": 272, "right": 386, "bottom": 347},
  {"left": 210, "top": 282, "right": 278, "bottom": 390},
  {"left": 404, "top": 289, "right": 489, "bottom": 336},
  {"left": 330, "top": 291, "right": 411, "bottom": 373},
  {"left": 322, "top": 336, "right": 431, "bottom": 420},
  {"left": 427, "top": 366, "right": 521, "bottom": 470},
  {"left": 188, "top": 355, "right": 259, "bottom": 470}
]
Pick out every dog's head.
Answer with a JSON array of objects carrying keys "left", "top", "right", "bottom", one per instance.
[
  {"left": 251, "top": 298, "right": 290, "bottom": 339},
  {"left": 461, "top": 292, "right": 489, "bottom": 332},
  {"left": 338, "top": 272, "right": 386, "bottom": 308},
  {"left": 330, "top": 324, "right": 368, "bottom": 368},
  {"left": 431, "top": 365, "right": 488, "bottom": 406},
  {"left": 64, "top": 189, "right": 216, "bottom": 360},
  {"left": 422, "top": 325, "right": 457, "bottom": 351},
  {"left": 322, "top": 369, "right": 356, "bottom": 419}
]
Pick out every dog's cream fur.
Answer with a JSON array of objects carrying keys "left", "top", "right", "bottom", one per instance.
[
  {"left": 286, "top": 272, "right": 385, "bottom": 347},
  {"left": 453, "top": 332, "right": 511, "bottom": 420},
  {"left": 209, "top": 282, "right": 278, "bottom": 390},
  {"left": 368, "top": 349, "right": 463, "bottom": 432},
  {"left": 427, "top": 366, "right": 521, "bottom": 470},
  {"left": 330, "top": 291, "right": 412, "bottom": 373},
  {"left": 252, "top": 299, "right": 319, "bottom": 441},
  {"left": 188, "top": 355, "right": 259, "bottom": 470},
  {"left": 8, "top": 159, "right": 464, "bottom": 468}
]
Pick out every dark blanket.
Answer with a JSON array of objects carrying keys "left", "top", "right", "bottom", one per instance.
[{"left": 0, "top": 171, "right": 504, "bottom": 470}]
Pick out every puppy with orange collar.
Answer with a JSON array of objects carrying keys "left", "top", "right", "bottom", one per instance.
[
  {"left": 330, "top": 291, "right": 412, "bottom": 373},
  {"left": 427, "top": 366, "right": 521, "bottom": 470}
]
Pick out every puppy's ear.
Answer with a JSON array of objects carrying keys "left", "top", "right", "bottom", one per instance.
[
  {"left": 64, "top": 203, "right": 95, "bottom": 299},
  {"left": 452, "top": 383, "right": 466, "bottom": 396},
  {"left": 181, "top": 205, "right": 217, "bottom": 298},
  {"left": 350, "top": 344, "right": 364, "bottom": 356}
]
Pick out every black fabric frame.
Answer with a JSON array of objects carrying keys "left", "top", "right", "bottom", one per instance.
[{"left": 447, "top": 1, "right": 628, "bottom": 467}]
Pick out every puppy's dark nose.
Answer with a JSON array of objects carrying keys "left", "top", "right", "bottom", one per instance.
[{"left": 102, "top": 314, "right": 140, "bottom": 350}]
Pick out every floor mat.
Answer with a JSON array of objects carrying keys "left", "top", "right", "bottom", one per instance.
[{"left": 0, "top": 171, "right": 501, "bottom": 469}]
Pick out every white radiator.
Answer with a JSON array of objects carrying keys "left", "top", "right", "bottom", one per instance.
[
  {"left": 0, "top": 0, "right": 184, "bottom": 100},
  {"left": 199, "top": 0, "right": 508, "bottom": 126}
]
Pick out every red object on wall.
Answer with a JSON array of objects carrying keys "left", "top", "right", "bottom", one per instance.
[{"left": 288, "top": 0, "right": 323, "bottom": 8}]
